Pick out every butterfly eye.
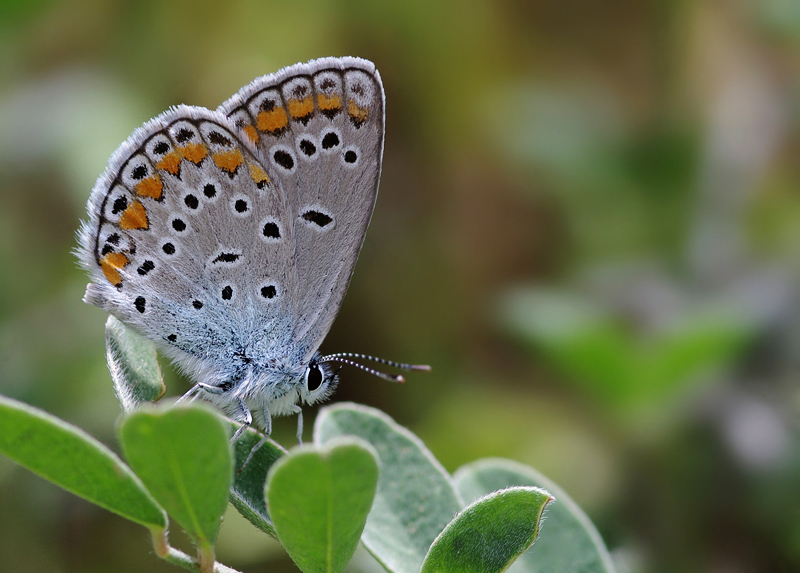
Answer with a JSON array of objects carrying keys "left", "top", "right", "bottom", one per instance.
[{"left": 306, "top": 362, "right": 323, "bottom": 392}]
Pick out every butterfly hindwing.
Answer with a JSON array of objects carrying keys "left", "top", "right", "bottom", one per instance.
[{"left": 78, "top": 106, "right": 298, "bottom": 376}]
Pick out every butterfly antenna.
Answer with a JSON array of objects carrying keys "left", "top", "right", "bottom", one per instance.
[{"left": 319, "top": 353, "right": 431, "bottom": 383}]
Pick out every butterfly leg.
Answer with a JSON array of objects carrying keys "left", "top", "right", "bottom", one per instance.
[
  {"left": 241, "top": 435, "right": 266, "bottom": 470},
  {"left": 179, "top": 382, "right": 226, "bottom": 405},
  {"left": 239, "top": 405, "right": 271, "bottom": 470},
  {"left": 175, "top": 384, "right": 202, "bottom": 405},
  {"left": 230, "top": 399, "right": 252, "bottom": 443},
  {"left": 291, "top": 405, "right": 304, "bottom": 444},
  {"left": 262, "top": 405, "right": 272, "bottom": 436}
]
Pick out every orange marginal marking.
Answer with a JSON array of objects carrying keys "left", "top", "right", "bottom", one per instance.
[
  {"left": 248, "top": 163, "right": 269, "bottom": 186},
  {"left": 287, "top": 97, "right": 314, "bottom": 119},
  {"left": 155, "top": 151, "right": 182, "bottom": 175},
  {"left": 213, "top": 148, "right": 244, "bottom": 174},
  {"left": 134, "top": 175, "right": 163, "bottom": 200},
  {"left": 119, "top": 200, "right": 149, "bottom": 230},
  {"left": 242, "top": 124, "right": 259, "bottom": 144},
  {"left": 348, "top": 100, "right": 369, "bottom": 123},
  {"left": 100, "top": 252, "right": 129, "bottom": 286},
  {"left": 179, "top": 142, "right": 208, "bottom": 164},
  {"left": 256, "top": 107, "right": 289, "bottom": 133},
  {"left": 318, "top": 93, "right": 342, "bottom": 112}
]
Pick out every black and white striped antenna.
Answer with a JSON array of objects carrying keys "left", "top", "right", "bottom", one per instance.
[{"left": 318, "top": 352, "right": 431, "bottom": 383}]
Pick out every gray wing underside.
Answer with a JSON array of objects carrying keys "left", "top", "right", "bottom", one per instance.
[
  {"left": 77, "top": 57, "right": 384, "bottom": 376},
  {"left": 219, "top": 57, "right": 385, "bottom": 363},
  {"left": 78, "top": 106, "right": 299, "bottom": 372}
]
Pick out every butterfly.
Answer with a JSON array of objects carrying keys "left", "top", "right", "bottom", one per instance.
[{"left": 77, "top": 57, "right": 428, "bottom": 443}]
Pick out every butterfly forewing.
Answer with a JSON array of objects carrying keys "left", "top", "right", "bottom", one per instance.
[{"left": 219, "top": 57, "right": 385, "bottom": 363}]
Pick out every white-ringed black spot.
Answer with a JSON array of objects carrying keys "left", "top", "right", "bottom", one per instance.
[
  {"left": 299, "top": 139, "right": 316, "bottom": 157},
  {"left": 208, "top": 131, "right": 232, "bottom": 146},
  {"left": 344, "top": 149, "right": 358, "bottom": 163},
  {"left": 221, "top": 285, "right": 233, "bottom": 300},
  {"left": 302, "top": 209, "right": 333, "bottom": 228},
  {"left": 176, "top": 128, "right": 193, "bottom": 143},
  {"left": 106, "top": 233, "right": 120, "bottom": 245},
  {"left": 137, "top": 260, "right": 155, "bottom": 275},
  {"left": 154, "top": 141, "right": 169, "bottom": 154},
  {"left": 112, "top": 196, "right": 128, "bottom": 215},
  {"left": 134, "top": 296, "right": 146, "bottom": 313},
  {"left": 273, "top": 150, "right": 294, "bottom": 170},
  {"left": 212, "top": 252, "right": 240, "bottom": 264},
  {"left": 183, "top": 194, "right": 202, "bottom": 210},
  {"left": 167, "top": 334, "right": 177, "bottom": 342},
  {"left": 230, "top": 195, "right": 251, "bottom": 218},
  {"left": 203, "top": 183, "right": 217, "bottom": 198},
  {"left": 101, "top": 245, "right": 113, "bottom": 256},
  {"left": 171, "top": 218, "right": 186, "bottom": 232},
  {"left": 262, "top": 222, "right": 280, "bottom": 239},
  {"left": 132, "top": 164, "right": 148, "bottom": 180},
  {"left": 192, "top": 300, "right": 203, "bottom": 309},
  {"left": 184, "top": 194, "right": 199, "bottom": 209},
  {"left": 321, "top": 132, "right": 340, "bottom": 149},
  {"left": 162, "top": 242, "right": 176, "bottom": 255},
  {"left": 260, "top": 99, "right": 275, "bottom": 112},
  {"left": 261, "top": 285, "right": 277, "bottom": 299},
  {"left": 320, "top": 78, "right": 335, "bottom": 90}
]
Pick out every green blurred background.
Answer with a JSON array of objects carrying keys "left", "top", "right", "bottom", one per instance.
[{"left": 2, "top": 0, "right": 800, "bottom": 571}]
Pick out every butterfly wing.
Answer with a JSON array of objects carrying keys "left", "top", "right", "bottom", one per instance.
[
  {"left": 219, "top": 57, "right": 385, "bottom": 364},
  {"left": 78, "top": 57, "right": 384, "bottom": 386},
  {"left": 77, "top": 106, "right": 299, "bottom": 384}
]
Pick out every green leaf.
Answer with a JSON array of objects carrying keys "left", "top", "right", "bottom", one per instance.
[
  {"left": 266, "top": 437, "right": 379, "bottom": 573},
  {"left": 421, "top": 486, "right": 553, "bottom": 573},
  {"left": 498, "top": 287, "right": 751, "bottom": 410},
  {"left": 314, "top": 403, "right": 463, "bottom": 573},
  {"left": 454, "top": 459, "right": 615, "bottom": 572},
  {"left": 0, "top": 394, "right": 166, "bottom": 530},
  {"left": 105, "top": 315, "right": 165, "bottom": 411},
  {"left": 229, "top": 423, "right": 285, "bottom": 537},
  {"left": 119, "top": 403, "right": 233, "bottom": 549}
]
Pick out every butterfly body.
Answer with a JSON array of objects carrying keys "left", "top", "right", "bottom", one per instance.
[{"left": 77, "top": 58, "right": 384, "bottom": 431}]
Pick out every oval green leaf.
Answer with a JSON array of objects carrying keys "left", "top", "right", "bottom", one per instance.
[
  {"left": 314, "top": 403, "right": 463, "bottom": 573},
  {"left": 0, "top": 395, "right": 166, "bottom": 529},
  {"left": 229, "top": 423, "right": 285, "bottom": 537},
  {"left": 421, "top": 486, "right": 553, "bottom": 573},
  {"left": 119, "top": 403, "right": 233, "bottom": 547},
  {"left": 454, "top": 459, "right": 615, "bottom": 572},
  {"left": 105, "top": 315, "right": 165, "bottom": 411},
  {"left": 266, "top": 437, "right": 379, "bottom": 573}
]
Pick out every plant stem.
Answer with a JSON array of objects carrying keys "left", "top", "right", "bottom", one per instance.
[
  {"left": 198, "top": 542, "right": 217, "bottom": 573},
  {"left": 150, "top": 527, "right": 242, "bottom": 573}
]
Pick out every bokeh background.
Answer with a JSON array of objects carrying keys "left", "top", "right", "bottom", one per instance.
[{"left": 1, "top": 0, "right": 800, "bottom": 571}]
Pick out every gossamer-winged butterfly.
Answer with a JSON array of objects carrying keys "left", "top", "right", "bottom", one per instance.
[{"left": 77, "top": 57, "right": 429, "bottom": 443}]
